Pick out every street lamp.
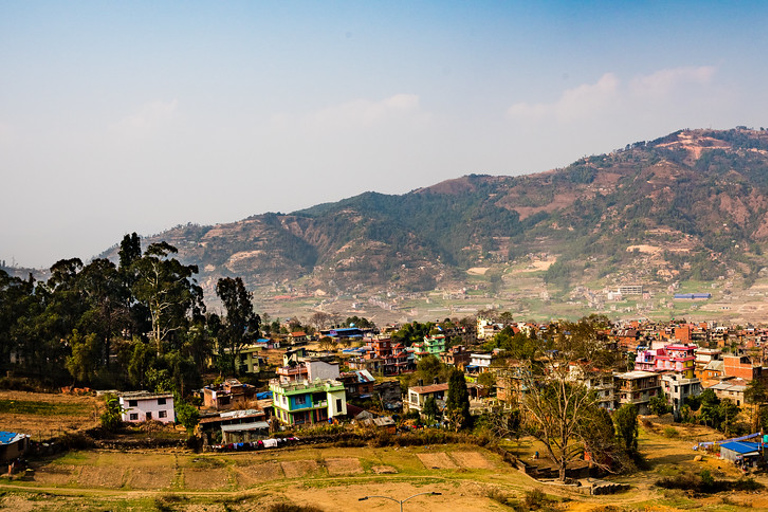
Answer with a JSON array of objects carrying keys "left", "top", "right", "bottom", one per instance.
[{"left": 359, "top": 492, "right": 442, "bottom": 512}]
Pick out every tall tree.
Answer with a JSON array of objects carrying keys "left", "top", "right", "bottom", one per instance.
[
  {"left": 131, "top": 242, "right": 204, "bottom": 355},
  {"left": 613, "top": 403, "right": 639, "bottom": 455},
  {"left": 216, "top": 277, "right": 260, "bottom": 375},
  {"left": 446, "top": 369, "right": 471, "bottom": 431},
  {"left": 520, "top": 358, "right": 598, "bottom": 481}
]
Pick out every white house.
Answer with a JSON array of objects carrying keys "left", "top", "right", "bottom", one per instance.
[{"left": 119, "top": 391, "right": 175, "bottom": 424}]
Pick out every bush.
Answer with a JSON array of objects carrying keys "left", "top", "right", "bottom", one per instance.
[
  {"left": 267, "top": 504, "right": 324, "bottom": 512},
  {"left": 655, "top": 470, "right": 764, "bottom": 494},
  {"left": 663, "top": 426, "right": 679, "bottom": 438}
]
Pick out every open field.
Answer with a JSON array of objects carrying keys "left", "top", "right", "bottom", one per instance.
[
  {"left": 3, "top": 420, "right": 768, "bottom": 511},
  {"left": 0, "top": 391, "right": 100, "bottom": 440}
]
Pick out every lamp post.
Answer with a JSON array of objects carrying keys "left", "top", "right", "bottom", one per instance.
[{"left": 359, "top": 491, "right": 442, "bottom": 512}]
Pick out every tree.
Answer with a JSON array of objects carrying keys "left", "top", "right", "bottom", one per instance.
[
  {"left": 446, "top": 369, "right": 471, "bottom": 431},
  {"left": 132, "top": 242, "right": 204, "bottom": 355},
  {"left": 175, "top": 399, "right": 200, "bottom": 433},
  {"left": 477, "top": 371, "right": 496, "bottom": 390},
  {"left": 649, "top": 392, "right": 672, "bottom": 417},
  {"left": 520, "top": 359, "right": 598, "bottom": 481},
  {"left": 101, "top": 394, "right": 123, "bottom": 432},
  {"left": 613, "top": 404, "right": 639, "bottom": 455},
  {"left": 216, "top": 277, "right": 260, "bottom": 375},
  {"left": 422, "top": 395, "right": 440, "bottom": 422},
  {"left": 65, "top": 329, "right": 101, "bottom": 384}
]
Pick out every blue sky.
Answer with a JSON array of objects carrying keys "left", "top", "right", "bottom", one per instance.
[{"left": 2, "top": 1, "right": 768, "bottom": 267}]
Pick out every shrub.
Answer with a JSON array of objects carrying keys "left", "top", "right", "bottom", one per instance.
[{"left": 663, "top": 426, "right": 679, "bottom": 438}]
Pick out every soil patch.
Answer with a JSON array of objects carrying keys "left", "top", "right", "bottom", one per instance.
[
  {"left": 325, "top": 457, "right": 364, "bottom": 475},
  {"left": 371, "top": 465, "right": 397, "bottom": 474},
  {"left": 184, "top": 467, "right": 230, "bottom": 489},
  {"left": 33, "top": 464, "right": 76, "bottom": 485},
  {"left": 280, "top": 459, "right": 322, "bottom": 478},
  {"left": 417, "top": 452, "right": 457, "bottom": 470},
  {"left": 126, "top": 467, "right": 174, "bottom": 489},
  {"left": 449, "top": 451, "right": 495, "bottom": 469},
  {"left": 235, "top": 461, "right": 284, "bottom": 487},
  {"left": 0, "top": 390, "right": 100, "bottom": 439},
  {"left": 79, "top": 464, "right": 125, "bottom": 488}
]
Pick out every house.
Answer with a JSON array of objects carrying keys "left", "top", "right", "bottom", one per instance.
[
  {"left": 661, "top": 372, "right": 702, "bottom": 418},
  {"left": 276, "top": 360, "right": 340, "bottom": 385},
  {"left": 0, "top": 431, "right": 30, "bottom": 464},
  {"left": 440, "top": 345, "right": 471, "bottom": 370},
  {"left": 270, "top": 378, "right": 347, "bottom": 426},
  {"left": 202, "top": 379, "right": 257, "bottom": 411},
  {"left": 708, "top": 378, "right": 749, "bottom": 406},
  {"left": 236, "top": 344, "right": 267, "bottom": 374},
  {"left": 722, "top": 355, "right": 763, "bottom": 381},
  {"left": 199, "top": 408, "right": 270, "bottom": 443},
  {"left": 119, "top": 391, "right": 175, "bottom": 423},
  {"left": 339, "top": 370, "right": 375, "bottom": 400},
  {"left": 405, "top": 382, "right": 449, "bottom": 414},
  {"left": 613, "top": 371, "right": 661, "bottom": 415},
  {"left": 411, "top": 334, "right": 447, "bottom": 361},
  {"left": 569, "top": 364, "right": 615, "bottom": 410}
]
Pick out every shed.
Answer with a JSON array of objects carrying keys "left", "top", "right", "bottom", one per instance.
[
  {"left": 720, "top": 441, "right": 762, "bottom": 463},
  {"left": 221, "top": 421, "right": 271, "bottom": 443},
  {"left": 0, "top": 431, "right": 30, "bottom": 464}
]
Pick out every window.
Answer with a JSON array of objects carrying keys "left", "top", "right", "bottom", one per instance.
[
  {"left": 296, "top": 395, "right": 306, "bottom": 405},
  {"left": 336, "top": 399, "right": 342, "bottom": 411},
  {"left": 130, "top": 413, "right": 138, "bottom": 421},
  {"left": 157, "top": 398, "right": 167, "bottom": 405},
  {"left": 146, "top": 412, "right": 152, "bottom": 420},
  {"left": 128, "top": 400, "right": 138, "bottom": 407},
  {"left": 159, "top": 410, "right": 167, "bottom": 418}
]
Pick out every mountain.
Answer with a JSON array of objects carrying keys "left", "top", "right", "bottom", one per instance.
[{"left": 103, "top": 128, "right": 768, "bottom": 319}]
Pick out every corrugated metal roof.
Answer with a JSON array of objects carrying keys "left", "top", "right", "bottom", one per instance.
[
  {"left": 720, "top": 441, "right": 760, "bottom": 455},
  {"left": 0, "top": 431, "right": 27, "bottom": 445},
  {"left": 220, "top": 421, "right": 270, "bottom": 433}
]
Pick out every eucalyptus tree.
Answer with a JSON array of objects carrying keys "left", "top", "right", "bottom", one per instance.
[
  {"left": 131, "top": 242, "right": 204, "bottom": 355},
  {"left": 216, "top": 277, "right": 260, "bottom": 374}
]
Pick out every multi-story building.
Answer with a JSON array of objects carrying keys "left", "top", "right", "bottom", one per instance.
[
  {"left": 276, "top": 360, "right": 340, "bottom": 385},
  {"left": 412, "top": 334, "right": 447, "bottom": 361},
  {"left": 613, "top": 370, "right": 661, "bottom": 415},
  {"left": 655, "top": 344, "right": 696, "bottom": 378},
  {"left": 338, "top": 370, "right": 375, "bottom": 400},
  {"left": 569, "top": 364, "right": 615, "bottom": 411},
  {"left": 119, "top": 391, "right": 175, "bottom": 423},
  {"left": 270, "top": 378, "right": 347, "bottom": 426},
  {"left": 440, "top": 345, "right": 471, "bottom": 370},
  {"left": 661, "top": 373, "right": 702, "bottom": 418}
]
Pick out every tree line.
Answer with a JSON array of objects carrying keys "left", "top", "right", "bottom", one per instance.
[{"left": 0, "top": 233, "right": 259, "bottom": 396}]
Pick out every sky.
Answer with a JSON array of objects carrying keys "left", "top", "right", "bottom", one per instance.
[{"left": 2, "top": 1, "right": 768, "bottom": 268}]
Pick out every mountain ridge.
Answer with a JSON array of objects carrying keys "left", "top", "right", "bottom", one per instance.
[{"left": 96, "top": 127, "right": 768, "bottom": 319}]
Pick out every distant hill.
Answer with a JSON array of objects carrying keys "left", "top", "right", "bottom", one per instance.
[{"left": 101, "top": 128, "right": 768, "bottom": 308}]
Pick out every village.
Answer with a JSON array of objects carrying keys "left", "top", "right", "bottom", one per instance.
[{"left": 3, "top": 312, "right": 768, "bottom": 511}]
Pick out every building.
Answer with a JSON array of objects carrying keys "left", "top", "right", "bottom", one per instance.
[
  {"left": 199, "top": 408, "right": 270, "bottom": 444},
  {"left": 276, "top": 360, "right": 340, "bottom": 385},
  {"left": 236, "top": 345, "right": 266, "bottom": 374},
  {"left": 661, "top": 373, "right": 702, "bottom": 418},
  {"left": 440, "top": 345, "right": 471, "bottom": 370},
  {"left": 339, "top": 370, "right": 375, "bottom": 400},
  {"left": 119, "top": 391, "right": 175, "bottom": 423},
  {"left": 723, "top": 355, "right": 763, "bottom": 381},
  {"left": 0, "top": 431, "right": 30, "bottom": 464},
  {"left": 613, "top": 371, "right": 661, "bottom": 414},
  {"left": 202, "top": 379, "right": 257, "bottom": 411},
  {"left": 708, "top": 378, "right": 749, "bottom": 406},
  {"left": 569, "top": 364, "right": 615, "bottom": 411},
  {"left": 270, "top": 378, "right": 347, "bottom": 426},
  {"left": 411, "top": 334, "right": 447, "bottom": 361},
  {"left": 405, "top": 383, "right": 449, "bottom": 414}
]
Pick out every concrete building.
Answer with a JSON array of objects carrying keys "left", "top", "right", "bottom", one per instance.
[
  {"left": 405, "top": 383, "right": 449, "bottom": 414},
  {"left": 270, "top": 378, "right": 347, "bottom": 426},
  {"left": 119, "top": 391, "right": 175, "bottom": 423},
  {"left": 614, "top": 371, "right": 661, "bottom": 415}
]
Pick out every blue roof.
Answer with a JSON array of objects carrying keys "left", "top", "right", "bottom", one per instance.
[
  {"left": 721, "top": 441, "right": 761, "bottom": 454},
  {"left": 0, "top": 431, "right": 24, "bottom": 445}
]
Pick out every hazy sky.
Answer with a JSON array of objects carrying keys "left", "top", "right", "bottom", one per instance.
[{"left": 2, "top": 1, "right": 768, "bottom": 268}]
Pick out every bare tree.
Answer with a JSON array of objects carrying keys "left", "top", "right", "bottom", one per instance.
[{"left": 520, "top": 357, "right": 600, "bottom": 481}]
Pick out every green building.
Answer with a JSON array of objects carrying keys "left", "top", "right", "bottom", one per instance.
[{"left": 270, "top": 379, "right": 347, "bottom": 426}]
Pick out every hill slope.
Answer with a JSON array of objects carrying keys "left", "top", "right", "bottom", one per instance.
[{"left": 107, "top": 128, "right": 768, "bottom": 315}]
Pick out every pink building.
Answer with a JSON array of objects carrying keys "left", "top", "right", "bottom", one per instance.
[{"left": 119, "top": 391, "right": 175, "bottom": 424}]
